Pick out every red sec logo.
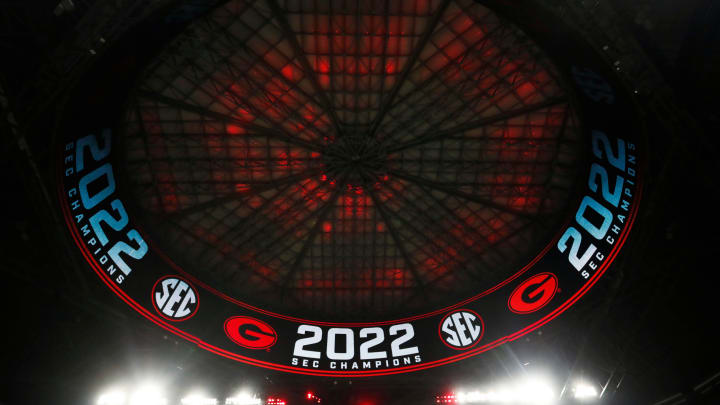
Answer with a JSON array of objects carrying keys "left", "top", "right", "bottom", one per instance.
[
  {"left": 439, "top": 309, "right": 484, "bottom": 350},
  {"left": 508, "top": 273, "right": 559, "bottom": 314},
  {"left": 224, "top": 316, "right": 278, "bottom": 350},
  {"left": 152, "top": 276, "right": 199, "bottom": 321}
]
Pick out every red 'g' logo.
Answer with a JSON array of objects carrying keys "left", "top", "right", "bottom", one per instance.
[
  {"left": 224, "top": 316, "right": 277, "bottom": 350},
  {"left": 508, "top": 273, "right": 559, "bottom": 314}
]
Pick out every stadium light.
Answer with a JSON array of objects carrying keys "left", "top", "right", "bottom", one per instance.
[
  {"left": 128, "top": 383, "right": 167, "bottom": 405},
  {"left": 517, "top": 377, "right": 555, "bottom": 403},
  {"left": 454, "top": 375, "right": 556, "bottom": 403},
  {"left": 181, "top": 391, "right": 218, "bottom": 405},
  {"left": 572, "top": 381, "right": 599, "bottom": 400},
  {"left": 97, "top": 388, "right": 126, "bottom": 405},
  {"left": 225, "top": 391, "right": 261, "bottom": 405}
]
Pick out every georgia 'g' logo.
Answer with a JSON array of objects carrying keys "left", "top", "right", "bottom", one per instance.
[
  {"left": 508, "top": 273, "right": 559, "bottom": 314},
  {"left": 439, "top": 309, "right": 484, "bottom": 350},
  {"left": 152, "top": 276, "right": 199, "bottom": 321},
  {"left": 224, "top": 316, "right": 278, "bottom": 350}
]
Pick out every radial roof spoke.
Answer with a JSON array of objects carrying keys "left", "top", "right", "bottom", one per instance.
[
  {"left": 385, "top": 97, "right": 567, "bottom": 154},
  {"left": 278, "top": 171, "right": 350, "bottom": 298},
  {"left": 200, "top": 15, "right": 337, "bottom": 139},
  {"left": 379, "top": 23, "right": 508, "bottom": 118},
  {"left": 378, "top": 58, "right": 558, "bottom": 148},
  {"left": 411, "top": 180, "right": 553, "bottom": 272},
  {"left": 386, "top": 168, "right": 536, "bottom": 219},
  {"left": 368, "top": 0, "right": 453, "bottom": 138},
  {"left": 224, "top": 178, "right": 337, "bottom": 253},
  {"left": 161, "top": 167, "right": 324, "bottom": 221},
  {"left": 373, "top": 180, "right": 487, "bottom": 286},
  {"left": 266, "top": 0, "right": 344, "bottom": 138},
  {"left": 366, "top": 186, "right": 429, "bottom": 298},
  {"left": 168, "top": 217, "right": 287, "bottom": 290},
  {"left": 398, "top": 211, "right": 543, "bottom": 306},
  {"left": 196, "top": 181, "right": 305, "bottom": 276},
  {"left": 136, "top": 90, "right": 326, "bottom": 153}
]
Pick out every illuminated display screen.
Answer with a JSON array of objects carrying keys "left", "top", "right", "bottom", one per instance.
[{"left": 56, "top": 0, "right": 643, "bottom": 376}]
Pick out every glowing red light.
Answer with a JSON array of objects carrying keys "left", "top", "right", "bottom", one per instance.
[
  {"left": 434, "top": 394, "right": 458, "bottom": 404},
  {"left": 517, "top": 81, "right": 536, "bottom": 99},
  {"left": 226, "top": 124, "right": 245, "bottom": 135},
  {"left": 281, "top": 64, "right": 296, "bottom": 81},
  {"left": 316, "top": 58, "right": 330, "bottom": 73},
  {"left": 322, "top": 222, "right": 332, "bottom": 233},
  {"left": 248, "top": 196, "right": 263, "bottom": 209}
]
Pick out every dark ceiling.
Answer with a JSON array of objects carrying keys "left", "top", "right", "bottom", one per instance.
[{"left": 2, "top": 1, "right": 720, "bottom": 405}]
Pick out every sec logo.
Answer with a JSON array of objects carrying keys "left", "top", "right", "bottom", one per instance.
[
  {"left": 439, "top": 309, "right": 484, "bottom": 350},
  {"left": 152, "top": 276, "right": 199, "bottom": 321},
  {"left": 508, "top": 273, "right": 559, "bottom": 314},
  {"left": 224, "top": 316, "right": 278, "bottom": 350}
]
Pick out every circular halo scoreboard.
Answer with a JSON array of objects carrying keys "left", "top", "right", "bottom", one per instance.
[{"left": 56, "top": 0, "right": 644, "bottom": 376}]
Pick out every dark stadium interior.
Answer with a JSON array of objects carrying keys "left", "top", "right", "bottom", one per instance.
[{"left": 2, "top": 0, "right": 720, "bottom": 404}]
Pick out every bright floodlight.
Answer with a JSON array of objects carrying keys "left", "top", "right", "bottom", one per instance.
[
  {"left": 454, "top": 376, "right": 556, "bottom": 403},
  {"left": 461, "top": 391, "right": 487, "bottom": 403},
  {"left": 573, "top": 382, "right": 599, "bottom": 400},
  {"left": 225, "top": 391, "right": 261, "bottom": 405},
  {"left": 128, "top": 383, "right": 167, "bottom": 405},
  {"left": 181, "top": 392, "right": 218, "bottom": 405},
  {"left": 517, "top": 377, "right": 555, "bottom": 403},
  {"left": 97, "top": 388, "right": 126, "bottom": 405}
]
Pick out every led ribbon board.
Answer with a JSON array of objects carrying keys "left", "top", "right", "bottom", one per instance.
[{"left": 56, "top": 0, "right": 643, "bottom": 376}]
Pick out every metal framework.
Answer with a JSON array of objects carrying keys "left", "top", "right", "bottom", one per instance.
[{"left": 121, "top": 0, "right": 583, "bottom": 318}]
